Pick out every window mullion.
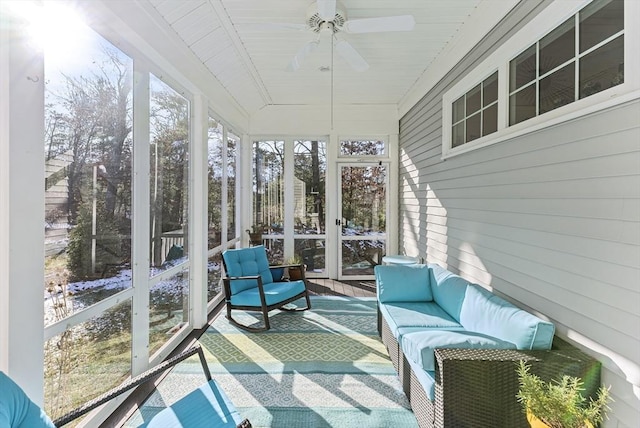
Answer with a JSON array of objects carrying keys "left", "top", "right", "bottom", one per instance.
[
  {"left": 535, "top": 40, "right": 540, "bottom": 117},
  {"left": 575, "top": 14, "right": 580, "bottom": 103}
]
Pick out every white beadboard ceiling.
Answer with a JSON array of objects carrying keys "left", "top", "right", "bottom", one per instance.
[{"left": 144, "top": 0, "right": 515, "bottom": 118}]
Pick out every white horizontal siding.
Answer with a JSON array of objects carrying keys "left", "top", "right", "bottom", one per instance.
[{"left": 398, "top": 1, "right": 640, "bottom": 425}]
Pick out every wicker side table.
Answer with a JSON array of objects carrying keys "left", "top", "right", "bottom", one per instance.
[{"left": 432, "top": 338, "right": 601, "bottom": 428}]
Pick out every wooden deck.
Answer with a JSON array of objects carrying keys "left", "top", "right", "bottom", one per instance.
[{"left": 306, "top": 278, "right": 377, "bottom": 298}]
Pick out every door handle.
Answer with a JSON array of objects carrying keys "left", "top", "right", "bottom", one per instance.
[{"left": 335, "top": 219, "right": 341, "bottom": 226}]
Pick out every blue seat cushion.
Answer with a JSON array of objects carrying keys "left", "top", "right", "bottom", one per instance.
[
  {"left": 229, "top": 279, "right": 306, "bottom": 307},
  {"left": 459, "top": 284, "right": 555, "bottom": 350},
  {"left": 401, "top": 330, "right": 517, "bottom": 372},
  {"left": 379, "top": 302, "right": 463, "bottom": 339},
  {"left": 0, "top": 371, "right": 55, "bottom": 428},
  {"left": 140, "top": 379, "right": 243, "bottom": 427},
  {"left": 375, "top": 264, "right": 433, "bottom": 303}
]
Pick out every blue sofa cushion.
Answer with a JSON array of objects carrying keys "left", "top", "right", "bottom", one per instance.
[
  {"left": 379, "top": 302, "right": 463, "bottom": 339},
  {"left": 223, "top": 246, "right": 274, "bottom": 294},
  {"left": 0, "top": 371, "right": 55, "bottom": 428},
  {"left": 375, "top": 264, "right": 433, "bottom": 303},
  {"left": 229, "top": 280, "right": 306, "bottom": 307},
  {"left": 401, "top": 330, "right": 517, "bottom": 372},
  {"left": 459, "top": 284, "right": 555, "bottom": 350},
  {"left": 140, "top": 379, "right": 243, "bottom": 427},
  {"left": 428, "top": 264, "right": 469, "bottom": 322}
]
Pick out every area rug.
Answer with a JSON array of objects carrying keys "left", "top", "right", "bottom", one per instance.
[{"left": 125, "top": 296, "right": 418, "bottom": 427}]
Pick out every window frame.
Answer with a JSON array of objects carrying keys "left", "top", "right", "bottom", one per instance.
[
  {"left": 442, "top": 0, "right": 639, "bottom": 159},
  {"left": 337, "top": 136, "right": 390, "bottom": 159}
]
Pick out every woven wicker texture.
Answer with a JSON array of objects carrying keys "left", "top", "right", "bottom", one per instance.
[{"left": 379, "top": 315, "right": 601, "bottom": 428}]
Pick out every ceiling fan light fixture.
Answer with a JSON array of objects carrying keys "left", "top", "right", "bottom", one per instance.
[
  {"left": 306, "top": 2, "right": 345, "bottom": 33},
  {"left": 284, "top": 0, "right": 414, "bottom": 72}
]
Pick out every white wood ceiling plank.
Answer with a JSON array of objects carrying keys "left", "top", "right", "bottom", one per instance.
[
  {"left": 146, "top": 0, "right": 515, "bottom": 114},
  {"left": 153, "top": 0, "right": 207, "bottom": 24},
  {"left": 171, "top": 4, "right": 221, "bottom": 46},
  {"left": 190, "top": 29, "right": 232, "bottom": 62}
]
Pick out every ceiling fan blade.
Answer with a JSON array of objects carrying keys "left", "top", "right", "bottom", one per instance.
[
  {"left": 342, "top": 15, "right": 415, "bottom": 34},
  {"left": 335, "top": 40, "right": 369, "bottom": 72},
  {"left": 317, "top": 0, "right": 337, "bottom": 21},
  {"left": 286, "top": 40, "right": 320, "bottom": 72}
]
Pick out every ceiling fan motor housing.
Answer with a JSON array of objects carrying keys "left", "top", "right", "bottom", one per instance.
[{"left": 306, "top": 2, "right": 346, "bottom": 33}]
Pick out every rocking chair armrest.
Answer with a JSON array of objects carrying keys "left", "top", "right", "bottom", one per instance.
[
  {"left": 224, "top": 274, "right": 261, "bottom": 281},
  {"left": 53, "top": 345, "right": 211, "bottom": 427},
  {"left": 272, "top": 263, "right": 304, "bottom": 269}
]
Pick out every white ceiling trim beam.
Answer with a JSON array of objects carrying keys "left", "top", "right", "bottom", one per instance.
[{"left": 208, "top": 0, "right": 273, "bottom": 107}]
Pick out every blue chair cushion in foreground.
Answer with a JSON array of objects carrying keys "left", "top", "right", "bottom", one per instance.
[
  {"left": 140, "top": 380, "right": 245, "bottom": 428},
  {"left": 0, "top": 346, "right": 251, "bottom": 428},
  {"left": 0, "top": 371, "right": 55, "bottom": 428},
  {"left": 222, "top": 246, "right": 311, "bottom": 331}
]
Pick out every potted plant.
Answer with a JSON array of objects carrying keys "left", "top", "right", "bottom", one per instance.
[
  {"left": 246, "top": 224, "right": 264, "bottom": 246},
  {"left": 285, "top": 254, "right": 304, "bottom": 280},
  {"left": 516, "top": 360, "right": 611, "bottom": 428}
]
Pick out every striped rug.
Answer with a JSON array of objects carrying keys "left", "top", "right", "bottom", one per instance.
[{"left": 126, "top": 296, "right": 418, "bottom": 427}]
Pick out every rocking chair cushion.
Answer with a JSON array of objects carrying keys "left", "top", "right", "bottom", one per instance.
[
  {"left": 223, "top": 246, "right": 273, "bottom": 294},
  {"left": 229, "top": 280, "right": 307, "bottom": 307}
]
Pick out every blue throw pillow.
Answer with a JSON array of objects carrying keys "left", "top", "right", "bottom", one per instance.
[
  {"left": 459, "top": 285, "right": 555, "bottom": 350},
  {"left": 375, "top": 264, "right": 432, "bottom": 303},
  {"left": 0, "top": 371, "right": 55, "bottom": 428}
]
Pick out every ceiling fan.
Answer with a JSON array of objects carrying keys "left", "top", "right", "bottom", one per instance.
[{"left": 284, "top": 0, "right": 415, "bottom": 72}]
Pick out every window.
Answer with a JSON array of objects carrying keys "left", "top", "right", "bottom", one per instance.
[
  {"left": 42, "top": 13, "right": 134, "bottom": 418},
  {"left": 294, "top": 140, "right": 327, "bottom": 275},
  {"left": 206, "top": 120, "right": 238, "bottom": 303},
  {"left": 510, "top": 0, "right": 624, "bottom": 125},
  {"left": 253, "top": 140, "right": 285, "bottom": 261},
  {"left": 44, "top": 21, "right": 133, "bottom": 326},
  {"left": 340, "top": 139, "right": 386, "bottom": 156},
  {"left": 207, "top": 119, "right": 224, "bottom": 250},
  {"left": 442, "top": 0, "right": 630, "bottom": 158},
  {"left": 226, "top": 132, "right": 238, "bottom": 241},
  {"left": 452, "top": 72, "right": 498, "bottom": 147},
  {"left": 148, "top": 74, "right": 190, "bottom": 354}
]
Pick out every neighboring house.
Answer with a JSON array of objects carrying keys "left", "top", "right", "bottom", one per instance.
[{"left": 44, "top": 151, "right": 72, "bottom": 257}]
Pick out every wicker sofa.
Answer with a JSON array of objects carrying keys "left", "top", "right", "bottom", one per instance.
[{"left": 375, "top": 264, "right": 601, "bottom": 428}]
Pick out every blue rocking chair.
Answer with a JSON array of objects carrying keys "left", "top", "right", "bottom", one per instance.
[{"left": 221, "top": 246, "right": 312, "bottom": 331}]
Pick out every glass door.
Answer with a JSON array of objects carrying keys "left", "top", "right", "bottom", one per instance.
[{"left": 338, "top": 164, "right": 387, "bottom": 280}]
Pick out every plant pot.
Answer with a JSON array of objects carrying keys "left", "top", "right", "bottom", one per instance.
[
  {"left": 248, "top": 233, "right": 262, "bottom": 246},
  {"left": 287, "top": 265, "right": 304, "bottom": 280},
  {"left": 526, "top": 410, "right": 594, "bottom": 428}
]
